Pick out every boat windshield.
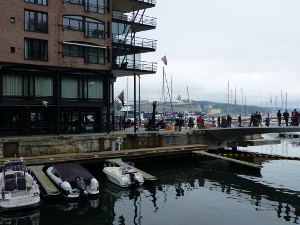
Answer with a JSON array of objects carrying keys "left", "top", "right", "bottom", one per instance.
[{"left": 4, "top": 162, "right": 25, "bottom": 172}]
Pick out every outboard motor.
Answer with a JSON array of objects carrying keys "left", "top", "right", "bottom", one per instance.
[
  {"left": 75, "top": 177, "right": 87, "bottom": 195},
  {"left": 129, "top": 172, "right": 139, "bottom": 186}
]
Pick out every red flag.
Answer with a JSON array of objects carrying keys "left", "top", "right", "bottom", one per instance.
[
  {"left": 270, "top": 98, "right": 272, "bottom": 103},
  {"left": 161, "top": 55, "right": 167, "bottom": 65},
  {"left": 118, "top": 91, "right": 124, "bottom": 106}
]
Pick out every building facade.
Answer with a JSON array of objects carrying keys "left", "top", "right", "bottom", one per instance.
[{"left": 0, "top": 0, "right": 156, "bottom": 136}]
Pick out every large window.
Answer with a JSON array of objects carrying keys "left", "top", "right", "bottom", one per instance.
[
  {"left": 61, "top": 77, "right": 103, "bottom": 99},
  {"left": 25, "top": 10, "right": 48, "bottom": 33},
  {"left": 86, "top": 78, "right": 103, "bottom": 99},
  {"left": 25, "top": 0, "right": 48, "bottom": 5},
  {"left": 3, "top": 74, "right": 27, "bottom": 97},
  {"left": 85, "top": 47, "right": 105, "bottom": 64},
  {"left": 3, "top": 74, "right": 52, "bottom": 98},
  {"left": 63, "top": 16, "right": 104, "bottom": 39},
  {"left": 85, "top": 0, "right": 105, "bottom": 14},
  {"left": 33, "top": 76, "right": 53, "bottom": 97},
  {"left": 63, "top": 43, "right": 105, "bottom": 64},
  {"left": 63, "top": 0, "right": 104, "bottom": 14},
  {"left": 24, "top": 38, "right": 48, "bottom": 61},
  {"left": 85, "top": 18, "right": 104, "bottom": 39}
]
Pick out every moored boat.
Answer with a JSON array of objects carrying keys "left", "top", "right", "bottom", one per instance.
[
  {"left": 46, "top": 164, "right": 99, "bottom": 199},
  {"left": 0, "top": 158, "right": 40, "bottom": 211},
  {"left": 103, "top": 161, "right": 144, "bottom": 188}
]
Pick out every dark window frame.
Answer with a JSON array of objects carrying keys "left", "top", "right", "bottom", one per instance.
[
  {"left": 24, "top": 38, "right": 48, "bottom": 61},
  {"left": 24, "top": 0, "right": 48, "bottom": 6},
  {"left": 24, "top": 10, "right": 48, "bottom": 33}
]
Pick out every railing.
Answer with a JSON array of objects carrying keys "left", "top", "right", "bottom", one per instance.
[
  {"left": 113, "top": 34, "right": 157, "bottom": 49},
  {"left": 114, "top": 59, "right": 157, "bottom": 72},
  {"left": 136, "top": 0, "right": 156, "bottom": 4},
  {"left": 113, "top": 11, "right": 157, "bottom": 27}
]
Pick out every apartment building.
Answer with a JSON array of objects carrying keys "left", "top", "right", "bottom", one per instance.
[{"left": 0, "top": 0, "right": 157, "bottom": 136}]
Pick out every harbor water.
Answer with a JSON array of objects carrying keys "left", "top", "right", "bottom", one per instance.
[{"left": 3, "top": 133, "right": 300, "bottom": 225}]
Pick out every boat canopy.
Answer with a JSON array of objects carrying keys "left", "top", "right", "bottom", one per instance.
[{"left": 53, "top": 164, "right": 94, "bottom": 186}]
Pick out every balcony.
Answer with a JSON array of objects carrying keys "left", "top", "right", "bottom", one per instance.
[
  {"left": 112, "top": 59, "right": 157, "bottom": 76},
  {"left": 112, "top": 0, "right": 156, "bottom": 13},
  {"left": 113, "top": 11, "right": 157, "bottom": 32},
  {"left": 113, "top": 34, "right": 157, "bottom": 52}
]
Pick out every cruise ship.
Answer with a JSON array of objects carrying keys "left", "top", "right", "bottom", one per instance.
[{"left": 120, "top": 98, "right": 202, "bottom": 117}]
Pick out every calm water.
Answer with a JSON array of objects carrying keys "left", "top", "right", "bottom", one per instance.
[{"left": 3, "top": 133, "right": 300, "bottom": 225}]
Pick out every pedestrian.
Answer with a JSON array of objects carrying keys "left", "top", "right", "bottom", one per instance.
[
  {"left": 293, "top": 109, "right": 299, "bottom": 126},
  {"left": 277, "top": 110, "right": 282, "bottom": 126},
  {"left": 238, "top": 115, "right": 242, "bottom": 127},
  {"left": 217, "top": 116, "right": 221, "bottom": 128},
  {"left": 197, "top": 116, "right": 202, "bottom": 129},
  {"left": 265, "top": 113, "right": 270, "bottom": 127},
  {"left": 227, "top": 114, "right": 232, "bottom": 127},
  {"left": 250, "top": 113, "right": 254, "bottom": 127},
  {"left": 283, "top": 110, "right": 289, "bottom": 126}
]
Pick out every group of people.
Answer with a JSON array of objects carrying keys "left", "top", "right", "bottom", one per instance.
[{"left": 275, "top": 109, "right": 299, "bottom": 127}]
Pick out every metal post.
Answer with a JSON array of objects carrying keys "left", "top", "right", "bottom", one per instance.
[{"left": 134, "top": 73, "right": 137, "bottom": 133}]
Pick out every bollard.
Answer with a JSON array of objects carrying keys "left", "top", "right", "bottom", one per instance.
[{"left": 111, "top": 140, "right": 116, "bottom": 153}]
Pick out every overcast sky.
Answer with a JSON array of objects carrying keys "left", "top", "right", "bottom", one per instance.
[{"left": 114, "top": 0, "right": 300, "bottom": 109}]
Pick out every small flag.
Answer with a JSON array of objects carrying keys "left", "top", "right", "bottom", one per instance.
[
  {"left": 118, "top": 91, "right": 124, "bottom": 107},
  {"left": 270, "top": 98, "right": 272, "bottom": 103},
  {"left": 161, "top": 55, "right": 167, "bottom": 65}
]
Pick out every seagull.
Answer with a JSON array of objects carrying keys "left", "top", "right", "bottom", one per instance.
[{"left": 42, "top": 101, "right": 49, "bottom": 107}]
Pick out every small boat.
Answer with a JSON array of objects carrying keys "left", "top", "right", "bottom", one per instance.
[
  {"left": 103, "top": 161, "right": 144, "bottom": 188},
  {"left": 46, "top": 164, "right": 99, "bottom": 199},
  {"left": 0, "top": 158, "right": 40, "bottom": 211}
]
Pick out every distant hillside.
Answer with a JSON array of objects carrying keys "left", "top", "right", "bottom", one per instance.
[{"left": 195, "top": 101, "right": 291, "bottom": 116}]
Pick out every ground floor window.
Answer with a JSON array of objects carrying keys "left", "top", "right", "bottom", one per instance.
[{"left": 3, "top": 74, "right": 26, "bottom": 97}]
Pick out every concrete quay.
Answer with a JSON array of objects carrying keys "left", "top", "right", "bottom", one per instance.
[
  {"left": 1, "top": 144, "right": 207, "bottom": 166},
  {"left": 0, "top": 127, "right": 210, "bottom": 163}
]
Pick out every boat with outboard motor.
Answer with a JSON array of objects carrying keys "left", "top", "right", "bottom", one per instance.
[
  {"left": 46, "top": 164, "right": 99, "bottom": 199},
  {"left": 0, "top": 158, "right": 40, "bottom": 211},
  {"left": 103, "top": 161, "right": 144, "bottom": 188}
]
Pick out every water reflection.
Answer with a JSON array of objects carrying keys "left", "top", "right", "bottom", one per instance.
[{"left": 0, "top": 208, "right": 40, "bottom": 225}]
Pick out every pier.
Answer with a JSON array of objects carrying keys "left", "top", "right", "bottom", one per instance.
[
  {"left": 193, "top": 150, "right": 262, "bottom": 170},
  {"left": 28, "top": 165, "right": 59, "bottom": 196}
]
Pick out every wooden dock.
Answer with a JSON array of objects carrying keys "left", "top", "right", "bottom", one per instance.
[
  {"left": 193, "top": 151, "right": 262, "bottom": 169},
  {"left": 106, "top": 158, "right": 157, "bottom": 181},
  {"left": 29, "top": 165, "right": 59, "bottom": 196}
]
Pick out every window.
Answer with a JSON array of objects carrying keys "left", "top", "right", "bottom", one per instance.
[
  {"left": 63, "top": 43, "right": 105, "bottom": 64},
  {"left": 63, "top": 0, "right": 83, "bottom": 4},
  {"left": 85, "top": 78, "right": 103, "bottom": 99},
  {"left": 62, "top": 77, "right": 78, "bottom": 98},
  {"left": 85, "top": 47, "right": 105, "bottom": 64},
  {"left": 85, "top": 0, "right": 105, "bottom": 14},
  {"left": 25, "top": 10, "right": 48, "bottom": 33},
  {"left": 63, "top": 16, "right": 83, "bottom": 31},
  {"left": 63, "top": 16, "right": 104, "bottom": 39},
  {"left": 85, "top": 18, "right": 105, "bottom": 39},
  {"left": 3, "top": 74, "right": 27, "bottom": 97},
  {"left": 11, "top": 47, "right": 15, "bottom": 53},
  {"left": 63, "top": 0, "right": 104, "bottom": 14},
  {"left": 34, "top": 76, "right": 53, "bottom": 97},
  {"left": 11, "top": 17, "right": 15, "bottom": 23},
  {"left": 25, "top": 0, "right": 48, "bottom": 5},
  {"left": 24, "top": 38, "right": 48, "bottom": 61},
  {"left": 61, "top": 77, "right": 103, "bottom": 99}
]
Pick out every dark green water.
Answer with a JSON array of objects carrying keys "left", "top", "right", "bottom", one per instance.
[{"left": 2, "top": 133, "right": 300, "bottom": 225}]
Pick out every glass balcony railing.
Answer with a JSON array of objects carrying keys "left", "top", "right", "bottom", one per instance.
[
  {"left": 114, "top": 59, "right": 157, "bottom": 72},
  {"left": 112, "top": 34, "right": 157, "bottom": 49},
  {"left": 113, "top": 11, "right": 157, "bottom": 27}
]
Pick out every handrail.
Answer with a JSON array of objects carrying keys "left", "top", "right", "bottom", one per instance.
[
  {"left": 113, "top": 11, "right": 157, "bottom": 27},
  {"left": 112, "top": 34, "right": 157, "bottom": 49},
  {"left": 114, "top": 59, "right": 157, "bottom": 72}
]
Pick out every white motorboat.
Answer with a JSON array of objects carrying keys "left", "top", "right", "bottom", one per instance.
[
  {"left": 46, "top": 164, "right": 99, "bottom": 199},
  {"left": 103, "top": 162, "right": 144, "bottom": 188},
  {"left": 0, "top": 158, "right": 40, "bottom": 211}
]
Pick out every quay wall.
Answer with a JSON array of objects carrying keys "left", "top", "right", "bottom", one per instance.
[{"left": 0, "top": 131, "right": 213, "bottom": 158}]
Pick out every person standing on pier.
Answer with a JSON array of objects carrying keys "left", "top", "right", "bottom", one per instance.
[
  {"left": 293, "top": 109, "right": 299, "bottom": 126},
  {"left": 266, "top": 113, "right": 270, "bottom": 127},
  {"left": 283, "top": 110, "right": 289, "bottom": 126},
  {"left": 238, "top": 115, "right": 242, "bottom": 127},
  {"left": 277, "top": 110, "right": 282, "bottom": 126}
]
